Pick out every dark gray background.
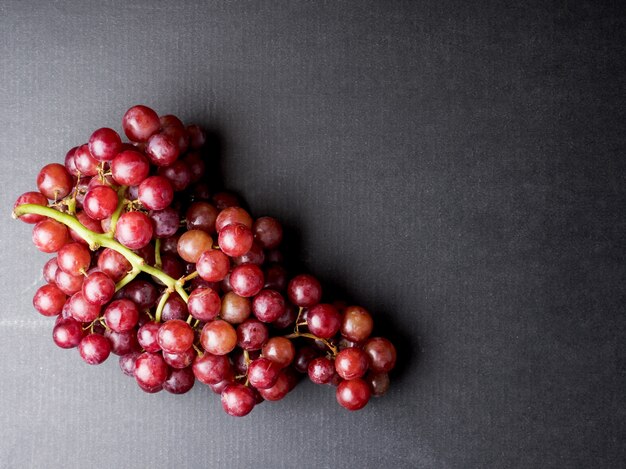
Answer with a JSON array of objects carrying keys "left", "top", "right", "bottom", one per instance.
[{"left": 1, "top": 1, "right": 624, "bottom": 468}]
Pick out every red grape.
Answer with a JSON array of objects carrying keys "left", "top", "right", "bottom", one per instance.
[
  {"left": 37, "top": 163, "right": 73, "bottom": 199},
  {"left": 122, "top": 105, "right": 160, "bottom": 142},
  {"left": 32, "top": 219, "right": 69, "bottom": 253},
  {"left": 110, "top": 150, "right": 150, "bottom": 186},
  {"left": 79, "top": 334, "right": 112, "bottom": 365},
  {"left": 33, "top": 284, "right": 66, "bottom": 317},
  {"left": 336, "top": 378, "right": 371, "bottom": 411},
  {"left": 157, "top": 319, "right": 194, "bottom": 354},
  {"left": 287, "top": 274, "right": 322, "bottom": 307},
  {"left": 88, "top": 128, "right": 122, "bottom": 161},
  {"left": 115, "top": 211, "right": 153, "bottom": 250},
  {"left": 14, "top": 191, "right": 49, "bottom": 224}
]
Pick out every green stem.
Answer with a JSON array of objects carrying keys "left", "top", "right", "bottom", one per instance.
[
  {"left": 154, "top": 238, "right": 162, "bottom": 268},
  {"left": 14, "top": 203, "right": 183, "bottom": 301},
  {"left": 284, "top": 331, "right": 338, "bottom": 356},
  {"left": 115, "top": 267, "right": 141, "bottom": 292},
  {"left": 178, "top": 271, "right": 198, "bottom": 285},
  {"left": 106, "top": 186, "right": 128, "bottom": 238},
  {"left": 155, "top": 288, "right": 171, "bottom": 323}
]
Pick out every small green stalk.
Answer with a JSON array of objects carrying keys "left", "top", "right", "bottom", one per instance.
[{"left": 106, "top": 186, "right": 128, "bottom": 238}]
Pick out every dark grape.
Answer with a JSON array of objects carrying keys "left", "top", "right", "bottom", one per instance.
[
  {"left": 119, "top": 352, "right": 140, "bottom": 377},
  {"left": 293, "top": 346, "right": 319, "bottom": 374},
  {"left": 157, "top": 160, "right": 191, "bottom": 191},
  {"left": 263, "top": 264, "right": 287, "bottom": 292},
  {"left": 252, "top": 216, "right": 283, "bottom": 249},
  {"left": 104, "top": 329, "right": 140, "bottom": 356},
  {"left": 122, "top": 279, "right": 159, "bottom": 310},
  {"left": 163, "top": 367, "right": 195, "bottom": 394},
  {"left": 233, "top": 241, "right": 265, "bottom": 266},
  {"left": 182, "top": 152, "right": 205, "bottom": 183},
  {"left": 287, "top": 274, "right": 322, "bottom": 308},
  {"left": 187, "top": 125, "right": 206, "bottom": 149},
  {"left": 159, "top": 293, "right": 188, "bottom": 321},
  {"left": 186, "top": 202, "right": 218, "bottom": 233},
  {"left": 367, "top": 371, "right": 390, "bottom": 397},
  {"left": 149, "top": 207, "right": 180, "bottom": 239}
]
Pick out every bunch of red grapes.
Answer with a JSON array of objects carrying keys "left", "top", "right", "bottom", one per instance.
[{"left": 12, "top": 105, "right": 397, "bottom": 416}]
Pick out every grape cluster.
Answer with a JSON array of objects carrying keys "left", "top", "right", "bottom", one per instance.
[{"left": 13, "top": 105, "right": 397, "bottom": 416}]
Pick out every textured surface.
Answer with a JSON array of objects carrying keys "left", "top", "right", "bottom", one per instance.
[{"left": 1, "top": 1, "right": 625, "bottom": 468}]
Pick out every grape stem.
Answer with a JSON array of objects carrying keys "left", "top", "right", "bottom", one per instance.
[
  {"left": 283, "top": 331, "right": 338, "bottom": 356},
  {"left": 154, "top": 238, "right": 162, "bottom": 268},
  {"left": 106, "top": 186, "right": 128, "bottom": 238},
  {"left": 154, "top": 288, "right": 172, "bottom": 323},
  {"left": 178, "top": 271, "right": 198, "bottom": 285},
  {"left": 294, "top": 307, "right": 304, "bottom": 333},
  {"left": 13, "top": 203, "right": 189, "bottom": 309}
]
